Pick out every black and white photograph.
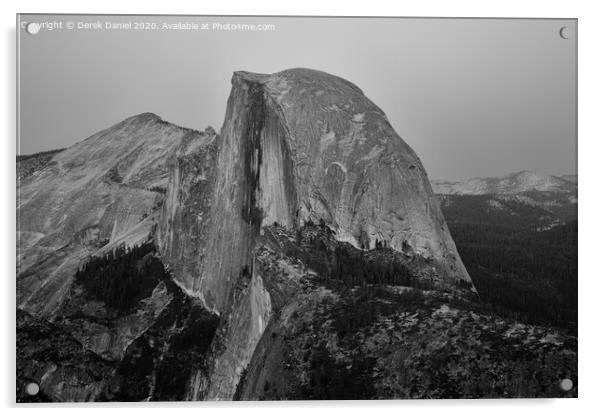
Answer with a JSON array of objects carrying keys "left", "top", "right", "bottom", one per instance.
[{"left": 15, "top": 13, "right": 578, "bottom": 402}]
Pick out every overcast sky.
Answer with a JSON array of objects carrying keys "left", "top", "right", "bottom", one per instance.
[{"left": 18, "top": 15, "right": 576, "bottom": 181}]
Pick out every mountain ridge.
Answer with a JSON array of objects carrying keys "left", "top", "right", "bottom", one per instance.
[
  {"left": 431, "top": 170, "right": 576, "bottom": 195},
  {"left": 17, "top": 112, "right": 216, "bottom": 316}
]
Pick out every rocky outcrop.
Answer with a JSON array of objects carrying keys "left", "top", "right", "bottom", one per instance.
[
  {"left": 192, "top": 268, "right": 273, "bottom": 400},
  {"left": 170, "top": 68, "right": 472, "bottom": 316},
  {"left": 17, "top": 252, "right": 220, "bottom": 403},
  {"left": 155, "top": 127, "right": 218, "bottom": 298},
  {"left": 16, "top": 113, "right": 211, "bottom": 317}
]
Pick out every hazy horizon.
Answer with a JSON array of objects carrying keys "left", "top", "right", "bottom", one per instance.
[{"left": 18, "top": 15, "right": 577, "bottom": 181}]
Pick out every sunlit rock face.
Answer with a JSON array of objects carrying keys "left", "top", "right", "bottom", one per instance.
[
  {"left": 16, "top": 113, "right": 209, "bottom": 316},
  {"left": 191, "top": 68, "right": 472, "bottom": 313}
]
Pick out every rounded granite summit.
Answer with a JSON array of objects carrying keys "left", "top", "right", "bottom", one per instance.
[{"left": 185, "top": 68, "right": 473, "bottom": 314}]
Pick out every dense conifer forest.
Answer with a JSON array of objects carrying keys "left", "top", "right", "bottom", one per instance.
[
  {"left": 443, "top": 199, "right": 577, "bottom": 334},
  {"left": 74, "top": 241, "right": 169, "bottom": 312}
]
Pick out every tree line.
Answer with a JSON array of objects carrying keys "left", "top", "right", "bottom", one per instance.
[{"left": 74, "top": 241, "right": 168, "bottom": 312}]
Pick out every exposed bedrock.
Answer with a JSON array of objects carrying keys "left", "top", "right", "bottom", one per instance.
[
  {"left": 155, "top": 127, "right": 218, "bottom": 297},
  {"left": 167, "top": 68, "right": 472, "bottom": 315},
  {"left": 16, "top": 113, "right": 209, "bottom": 317},
  {"left": 179, "top": 73, "right": 299, "bottom": 313}
]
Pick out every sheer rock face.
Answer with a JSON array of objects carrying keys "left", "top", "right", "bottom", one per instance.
[
  {"left": 190, "top": 72, "right": 299, "bottom": 313},
  {"left": 190, "top": 68, "right": 471, "bottom": 313},
  {"left": 16, "top": 113, "right": 210, "bottom": 316},
  {"left": 155, "top": 127, "right": 218, "bottom": 298}
]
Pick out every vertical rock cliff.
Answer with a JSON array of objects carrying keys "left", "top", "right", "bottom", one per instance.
[
  {"left": 194, "top": 73, "right": 300, "bottom": 313},
  {"left": 162, "top": 68, "right": 472, "bottom": 316},
  {"left": 155, "top": 126, "right": 218, "bottom": 297}
]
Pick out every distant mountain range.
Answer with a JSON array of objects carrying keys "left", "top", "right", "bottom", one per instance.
[
  {"left": 561, "top": 174, "right": 577, "bottom": 183},
  {"left": 434, "top": 171, "right": 578, "bottom": 339},
  {"left": 433, "top": 170, "right": 577, "bottom": 233},
  {"left": 431, "top": 170, "right": 577, "bottom": 196}
]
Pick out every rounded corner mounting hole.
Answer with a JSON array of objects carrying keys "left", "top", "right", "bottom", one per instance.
[
  {"left": 559, "top": 26, "right": 571, "bottom": 40},
  {"left": 25, "top": 382, "right": 40, "bottom": 396},
  {"left": 560, "top": 378, "right": 573, "bottom": 391},
  {"left": 26, "top": 22, "right": 41, "bottom": 35}
]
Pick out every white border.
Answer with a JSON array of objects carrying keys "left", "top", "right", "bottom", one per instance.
[{"left": 3, "top": 1, "right": 600, "bottom": 415}]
